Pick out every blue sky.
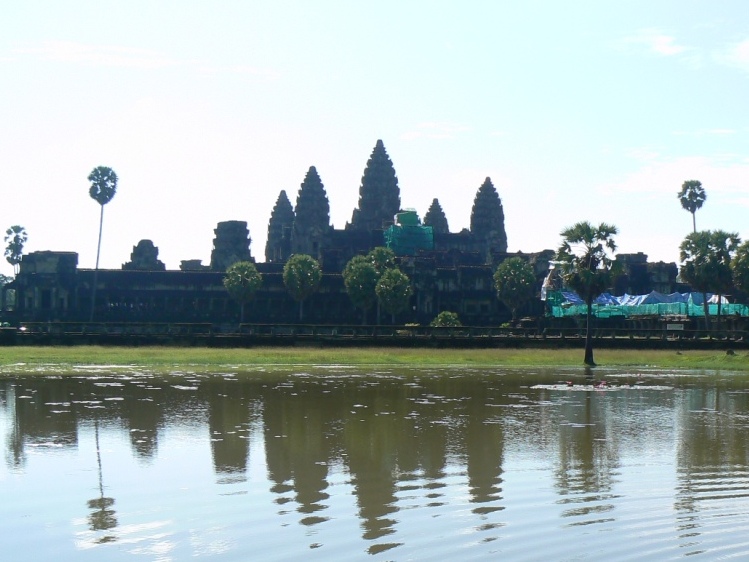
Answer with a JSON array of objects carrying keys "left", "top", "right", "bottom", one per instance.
[{"left": 2, "top": 1, "right": 748, "bottom": 276}]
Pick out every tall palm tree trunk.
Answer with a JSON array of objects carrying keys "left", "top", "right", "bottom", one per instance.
[
  {"left": 702, "top": 298, "right": 711, "bottom": 333},
  {"left": 89, "top": 205, "right": 104, "bottom": 322},
  {"left": 584, "top": 301, "right": 595, "bottom": 366},
  {"left": 690, "top": 214, "right": 710, "bottom": 333}
]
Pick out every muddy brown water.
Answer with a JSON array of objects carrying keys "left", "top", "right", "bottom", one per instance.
[{"left": 2, "top": 366, "right": 749, "bottom": 560}]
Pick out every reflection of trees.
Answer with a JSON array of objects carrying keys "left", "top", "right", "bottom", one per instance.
[
  {"left": 3, "top": 377, "right": 80, "bottom": 470},
  {"left": 122, "top": 382, "right": 164, "bottom": 462},
  {"left": 1, "top": 375, "right": 209, "bottom": 472},
  {"left": 674, "top": 382, "right": 749, "bottom": 550},
  {"left": 554, "top": 391, "right": 619, "bottom": 525},
  {"left": 2, "top": 380, "right": 25, "bottom": 468},
  {"left": 262, "top": 379, "right": 335, "bottom": 526},
  {"left": 204, "top": 378, "right": 254, "bottom": 480},
  {"left": 17, "top": 378, "right": 80, "bottom": 446},
  {"left": 343, "top": 382, "right": 402, "bottom": 546},
  {"left": 463, "top": 384, "right": 504, "bottom": 516},
  {"left": 87, "top": 418, "right": 117, "bottom": 543}
]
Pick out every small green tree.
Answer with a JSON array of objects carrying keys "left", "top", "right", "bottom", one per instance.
[
  {"left": 342, "top": 255, "right": 378, "bottom": 324},
  {"left": 556, "top": 221, "right": 618, "bottom": 366},
  {"left": 732, "top": 240, "right": 749, "bottom": 301},
  {"left": 493, "top": 257, "right": 535, "bottom": 323},
  {"left": 430, "top": 311, "right": 461, "bottom": 327},
  {"left": 88, "top": 166, "right": 118, "bottom": 321},
  {"left": 375, "top": 268, "right": 413, "bottom": 323},
  {"left": 678, "top": 180, "right": 706, "bottom": 233},
  {"left": 368, "top": 246, "right": 396, "bottom": 323},
  {"left": 368, "top": 246, "right": 396, "bottom": 276},
  {"left": 4, "top": 225, "right": 28, "bottom": 274},
  {"left": 223, "top": 261, "right": 262, "bottom": 323},
  {"left": 283, "top": 254, "right": 322, "bottom": 321},
  {"left": 680, "top": 230, "right": 740, "bottom": 329}
]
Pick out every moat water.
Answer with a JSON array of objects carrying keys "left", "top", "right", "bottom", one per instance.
[{"left": 2, "top": 365, "right": 749, "bottom": 561}]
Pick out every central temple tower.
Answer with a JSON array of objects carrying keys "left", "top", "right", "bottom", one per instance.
[{"left": 348, "top": 140, "right": 401, "bottom": 231}]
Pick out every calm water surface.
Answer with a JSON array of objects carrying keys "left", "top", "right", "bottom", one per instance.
[{"left": 2, "top": 365, "right": 749, "bottom": 561}]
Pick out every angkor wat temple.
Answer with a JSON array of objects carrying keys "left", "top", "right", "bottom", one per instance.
[{"left": 3, "top": 140, "right": 679, "bottom": 326}]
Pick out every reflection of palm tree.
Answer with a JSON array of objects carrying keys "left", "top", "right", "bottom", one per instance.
[
  {"left": 87, "top": 418, "right": 117, "bottom": 543},
  {"left": 4, "top": 381, "right": 26, "bottom": 469}
]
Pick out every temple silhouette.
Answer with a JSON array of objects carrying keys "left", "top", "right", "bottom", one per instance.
[{"left": 3, "top": 140, "right": 678, "bottom": 326}]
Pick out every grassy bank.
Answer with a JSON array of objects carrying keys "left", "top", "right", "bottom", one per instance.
[{"left": 1, "top": 345, "right": 749, "bottom": 374}]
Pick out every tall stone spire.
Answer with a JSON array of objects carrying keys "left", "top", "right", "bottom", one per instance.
[
  {"left": 291, "top": 166, "right": 331, "bottom": 258},
  {"left": 470, "top": 177, "right": 507, "bottom": 255},
  {"left": 423, "top": 198, "right": 449, "bottom": 234},
  {"left": 349, "top": 140, "right": 401, "bottom": 231},
  {"left": 265, "top": 190, "right": 295, "bottom": 263}
]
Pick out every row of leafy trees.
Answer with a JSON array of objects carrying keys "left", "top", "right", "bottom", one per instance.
[
  {"left": 223, "top": 248, "right": 416, "bottom": 325},
  {"left": 223, "top": 255, "right": 324, "bottom": 323},
  {"left": 222, "top": 245, "right": 545, "bottom": 329}
]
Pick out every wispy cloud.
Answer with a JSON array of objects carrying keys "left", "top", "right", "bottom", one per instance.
[
  {"left": 400, "top": 122, "right": 471, "bottom": 141},
  {"left": 621, "top": 28, "right": 689, "bottom": 57},
  {"left": 11, "top": 40, "right": 279, "bottom": 78},
  {"left": 716, "top": 38, "right": 749, "bottom": 73}
]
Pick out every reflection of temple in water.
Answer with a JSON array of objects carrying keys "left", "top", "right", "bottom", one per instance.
[{"left": 4, "top": 371, "right": 749, "bottom": 554}]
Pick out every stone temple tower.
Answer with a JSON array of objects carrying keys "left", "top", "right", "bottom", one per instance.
[
  {"left": 423, "top": 198, "right": 449, "bottom": 234},
  {"left": 210, "top": 220, "right": 253, "bottom": 271},
  {"left": 348, "top": 139, "right": 401, "bottom": 231},
  {"left": 291, "top": 166, "right": 331, "bottom": 259},
  {"left": 265, "top": 190, "right": 295, "bottom": 263},
  {"left": 470, "top": 177, "right": 507, "bottom": 257}
]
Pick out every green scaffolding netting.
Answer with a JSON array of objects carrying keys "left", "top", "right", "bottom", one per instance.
[
  {"left": 384, "top": 225, "right": 434, "bottom": 256},
  {"left": 548, "top": 301, "right": 749, "bottom": 318}
]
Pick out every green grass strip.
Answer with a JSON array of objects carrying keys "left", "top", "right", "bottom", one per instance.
[{"left": 1, "top": 346, "right": 749, "bottom": 374}]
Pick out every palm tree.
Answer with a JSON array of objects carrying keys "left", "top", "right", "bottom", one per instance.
[
  {"left": 680, "top": 230, "right": 740, "bottom": 331},
  {"left": 4, "top": 225, "right": 28, "bottom": 274},
  {"left": 556, "top": 221, "right": 618, "bottom": 366},
  {"left": 88, "top": 166, "right": 118, "bottom": 321},
  {"left": 678, "top": 180, "right": 706, "bottom": 233}
]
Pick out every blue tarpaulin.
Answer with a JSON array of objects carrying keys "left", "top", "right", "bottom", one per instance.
[{"left": 548, "top": 291, "right": 747, "bottom": 318}]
